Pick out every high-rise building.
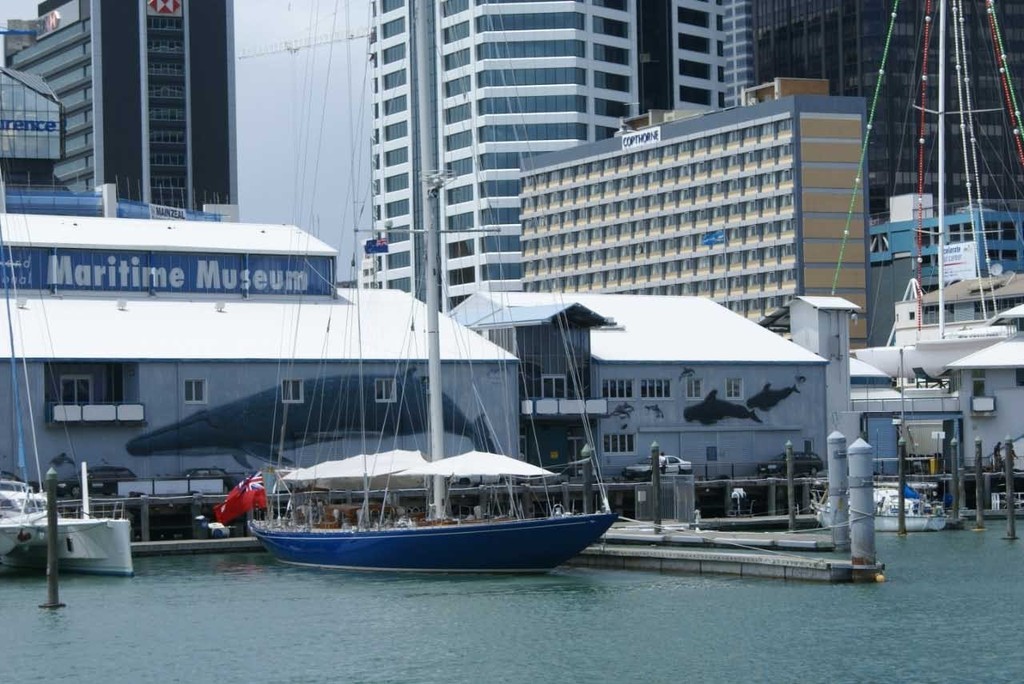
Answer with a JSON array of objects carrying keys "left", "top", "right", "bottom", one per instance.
[
  {"left": 518, "top": 85, "right": 871, "bottom": 347},
  {"left": 367, "top": 1, "right": 729, "bottom": 308},
  {"left": 4, "top": 0, "right": 237, "bottom": 210},
  {"left": 748, "top": 0, "right": 1024, "bottom": 216}
]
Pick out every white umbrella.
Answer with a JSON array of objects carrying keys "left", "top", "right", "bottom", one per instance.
[
  {"left": 400, "top": 451, "right": 556, "bottom": 478},
  {"left": 283, "top": 449, "right": 428, "bottom": 489}
]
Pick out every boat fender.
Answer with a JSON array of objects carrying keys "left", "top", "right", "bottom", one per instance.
[
  {"left": 552, "top": 504, "right": 565, "bottom": 517},
  {"left": 16, "top": 530, "right": 31, "bottom": 542}
]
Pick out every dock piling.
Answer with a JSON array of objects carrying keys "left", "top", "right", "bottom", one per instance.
[
  {"left": 827, "top": 431, "right": 849, "bottom": 551},
  {"left": 950, "top": 437, "right": 960, "bottom": 524},
  {"left": 974, "top": 437, "right": 984, "bottom": 531},
  {"left": 40, "top": 467, "right": 64, "bottom": 610},
  {"left": 897, "top": 437, "right": 907, "bottom": 536},
  {"left": 650, "top": 441, "right": 661, "bottom": 533},
  {"left": 785, "top": 440, "right": 796, "bottom": 531},
  {"left": 848, "top": 438, "right": 877, "bottom": 581},
  {"left": 1005, "top": 437, "right": 1016, "bottom": 541}
]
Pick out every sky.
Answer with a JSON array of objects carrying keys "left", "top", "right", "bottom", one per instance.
[{"left": 7, "top": 0, "right": 374, "bottom": 272}]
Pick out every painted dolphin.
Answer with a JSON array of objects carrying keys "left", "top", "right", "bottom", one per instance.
[
  {"left": 745, "top": 382, "right": 800, "bottom": 411},
  {"left": 684, "top": 390, "right": 762, "bottom": 425},
  {"left": 125, "top": 369, "right": 499, "bottom": 463}
]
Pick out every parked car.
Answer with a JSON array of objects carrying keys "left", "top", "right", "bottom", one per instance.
[
  {"left": 58, "top": 465, "right": 138, "bottom": 497},
  {"left": 621, "top": 455, "right": 692, "bottom": 481},
  {"left": 183, "top": 467, "right": 238, "bottom": 490},
  {"left": 756, "top": 452, "right": 823, "bottom": 477}
]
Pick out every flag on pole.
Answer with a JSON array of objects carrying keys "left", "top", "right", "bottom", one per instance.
[{"left": 214, "top": 473, "right": 267, "bottom": 524}]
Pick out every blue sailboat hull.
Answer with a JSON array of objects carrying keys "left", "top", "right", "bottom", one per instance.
[{"left": 250, "top": 513, "right": 618, "bottom": 573}]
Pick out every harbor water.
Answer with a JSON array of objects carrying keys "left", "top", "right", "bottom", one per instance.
[{"left": 2, "top": 527, "right": 1024, "bottom": 683}]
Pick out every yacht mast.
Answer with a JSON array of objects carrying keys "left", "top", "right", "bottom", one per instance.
[
  {"left": 413, "top": 0, "right": 446, "bottom": 519},
  {"left": 937, "top": 0, "right": 947, "bottom": 338}
]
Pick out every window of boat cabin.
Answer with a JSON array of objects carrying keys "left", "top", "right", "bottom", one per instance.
[
  {"left": 60, "top": 375, "right": 92, "bottom": 404},
  {"left": 375, "top": 378, "right": 396, "bottom": 403},
  {"left": 281, "top": 379, "right": 303, "bottom": 404},
  {"left": 184, "top": 379, "right": 206, "bottom": 404}
]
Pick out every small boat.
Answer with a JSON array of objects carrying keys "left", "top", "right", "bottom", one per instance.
[{"left": 814, "top": 483, "right": 946, "bottom": 533}]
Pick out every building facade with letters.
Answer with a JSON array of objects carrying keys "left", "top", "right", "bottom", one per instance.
[
  {"left": 519, "top": 93, "right": 872, "bottom": 347},
  {"left": 0, "top": 66, "right": 62, "bottom": 187}
]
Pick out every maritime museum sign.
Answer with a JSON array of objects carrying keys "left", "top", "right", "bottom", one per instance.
[{"left": 1, "top": 247, "right": 334, "bottom": 296}]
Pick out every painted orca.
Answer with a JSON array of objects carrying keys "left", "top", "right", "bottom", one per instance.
[
  {"left": 745, "top": 382, "right": 800, "bottom": 411},
  {"left": 683, "top": 390, "right": 762, "bottom": 425}
]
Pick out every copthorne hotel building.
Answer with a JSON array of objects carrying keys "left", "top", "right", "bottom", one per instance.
[{"left": 519, "top": 83, "right": 871, "bottom": 346}]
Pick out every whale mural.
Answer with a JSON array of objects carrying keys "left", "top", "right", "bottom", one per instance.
[
  {"left": 745, "top": 381, "right": 802, "bottom": 411},
  {"left": 683, "top": 390, "right": 762, "bottom": 425},
  {"left": 125, "top": 369, "right": 499, "bottom": 468}
]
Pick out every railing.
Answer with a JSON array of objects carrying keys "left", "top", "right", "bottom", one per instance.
[
  {"left": 47, "top": 402, "right": 146, "bottom": 424},
  {"left": 520, "top": 397, "right": 608, "bottom": 416}
]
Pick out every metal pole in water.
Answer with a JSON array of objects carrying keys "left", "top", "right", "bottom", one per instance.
[
  {"left": 1005, "top": 436, "right": 1016, "bottom": 541},
  {"left": 974, "top": 437, "right": 984, "bottom": 531},
  {"left": 950, "top": 437, "right": 960, "bottom": 524},
  {"left": 827, "top": 431, "right": 850, "bottom": 551},
  {"left": 897, "top": 437, "right": 907, "bottom": 536},
  {"left": 848, "top": 438, "right": 877, "bottom": 581},
  {"left": 650, "top": 441, "right": 661, "bottom": 533},
  {"left": 786, "top": 439, "right": 795, "bottom": 531},
  {"left": 40, "top": 467, "right": 64, "bottom": 610}
]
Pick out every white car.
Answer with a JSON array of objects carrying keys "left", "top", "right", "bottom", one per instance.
[{"left": 621, "top": 455, "right": 692, "bottom": 480}]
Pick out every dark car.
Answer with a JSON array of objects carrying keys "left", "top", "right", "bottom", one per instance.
[
  {"left": 756, "top": 452, "right": 823, "bottom": 477},
  {"left": 621, "top": 455, "right": 692, "bottom": 481},
  {"left": 184, "top": 467, "right": 238, "bottom": 490},
  {"left": 58, "top": 465, "right": 138, "bottom": 497}
]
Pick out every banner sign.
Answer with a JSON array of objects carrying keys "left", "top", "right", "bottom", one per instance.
[
  {"left": 150, "top": 204, "right": 188, "bottom": 221},
  {"left": 364, "top": 238, "right": 389, "bottom": 255},
  {"left": 942, "top": 241, "right": 978, "bottom": 285},
  {"left": 0, "top": 247, "right": 334, "bottom": 296},
  {"left": 621, "top": 126, "right": 661, "bottom": 151}
]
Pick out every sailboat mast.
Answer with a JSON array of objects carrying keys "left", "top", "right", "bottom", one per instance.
[
  {"left": 937, "top": 0, "right": 947, "bottom": 338},
  {"left": 413, "top": 0, "right": 446, "bottom": 518}
]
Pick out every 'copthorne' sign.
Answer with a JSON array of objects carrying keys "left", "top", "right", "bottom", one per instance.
[
  {"left": 0, "top": 119, "right": 58, "bottom": 132},
  {"left": 0, "top": 247, "right": 334, "bottom": 296},
  {"left": 621, "top": 126, "right": 661, "bottom": 151}
]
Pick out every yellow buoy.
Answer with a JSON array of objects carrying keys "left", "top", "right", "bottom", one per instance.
[{"left": 875, "top": 573, "right": 886, "bottom": 583}]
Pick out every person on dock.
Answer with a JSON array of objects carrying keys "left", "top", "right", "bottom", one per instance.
[
  {"left": 659, "top": 452, "right": 667, "bottom": 475},
  {"left": 993, "top": 441, "right": 1003, "bottom": 472}
]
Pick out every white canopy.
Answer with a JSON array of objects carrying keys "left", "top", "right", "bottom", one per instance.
[
  {"left": 400, "top": 451, "right": 556, "bottom": 478},
  {"left": 282, "top": 449, "right": 428, "bottom": 489}
]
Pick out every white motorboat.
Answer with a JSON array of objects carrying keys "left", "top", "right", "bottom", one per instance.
[{"left": 814, "top": 483, "right": 946, "bottom": 533}]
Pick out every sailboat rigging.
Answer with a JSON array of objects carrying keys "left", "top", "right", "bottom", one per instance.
[{"left": 249, "top": 0, "right": 617, "bottom": 572}]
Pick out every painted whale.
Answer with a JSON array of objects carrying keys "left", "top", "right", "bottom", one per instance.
[
  {"left": 683, "top": 390, "right": 762, "bottom": 425},
  {"left": 745, "top": 382, "right": 800, "bottom": 411},
  {"left": 125, "top": 369, "right": 499, "bottom": 465}
]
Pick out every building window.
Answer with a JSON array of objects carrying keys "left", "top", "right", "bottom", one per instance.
[
  {"left": 640, "top": 379, "right": 670, "bottom": 399},
  {"left": 282, "top": 379, "right": 303, "bottom": 404},
  {"left": 375, "top": 378, "right": 396, "bottom": 403},
  {"left": 972, "top": 369, "right": 986, "bottom": 396},
  {"left": 603, "top": 433, "right": 635, "bottom": 455},
  {"left": 60, "top": 375, "right": 92, "bottom": 404},
  {"left": 725, "top": 378, "right": 743, "bottom": 400},
  {"left": 1017, "top": 369, "right": 1024, "bottom": 387},
  {"left": 602, "top": 379, "right": 634, "bottom": 399},
  {"left": 541, "top": 375, "right": 567, "bottom": 399},
  {"left": 381, "top": 17, "right": 405, "bottom": 39},
  {"left": 184, "top": 379, "right": 206, "bottom": 404},
  {"left": 685, "top": 377, "right": 703, "bottom": 400}
]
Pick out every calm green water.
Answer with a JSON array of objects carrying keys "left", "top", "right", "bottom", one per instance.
[{"left": 2, "top": 527, "right": 1023, "bottom": 683}]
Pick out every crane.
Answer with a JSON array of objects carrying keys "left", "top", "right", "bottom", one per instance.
[{"left": 236, "top": 27, "right": 371, "bottom": 60}]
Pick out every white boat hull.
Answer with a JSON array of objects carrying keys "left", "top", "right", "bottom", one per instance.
[
  {"left": 873, "top": 514, "right": 946, "bottom": 532},
  {"left": 0, "top": 514, "right": 134, "bottom": 576}
]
